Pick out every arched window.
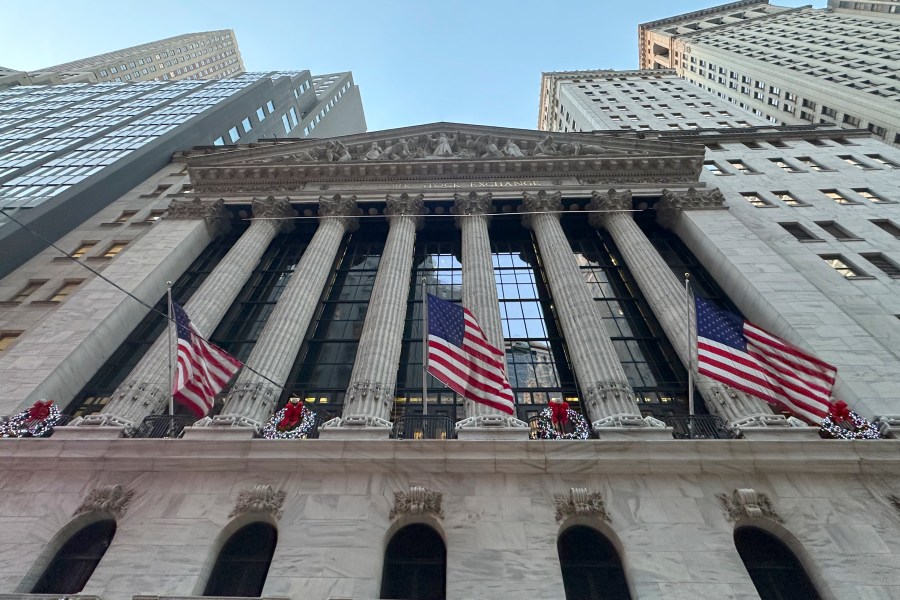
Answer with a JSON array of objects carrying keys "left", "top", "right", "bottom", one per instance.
[
  {"left": 31, "top": 519, "right": 116, "bottom": 594},
  {"left": 204, "top": 522, "right": 277, "bottom": 597},
  {"left": 557, "top": 526, "right": 632, "bottom": 600},
  {"left": 380, "top": 523, "right": 446, "bottom": 600},
  {"left": 735, "top": 526, "right": 821, "bottom": 600}
]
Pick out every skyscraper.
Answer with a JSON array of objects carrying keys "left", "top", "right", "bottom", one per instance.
[
  {"left": 0, "top": 70, "right": 366, "bottom": 278},
  {"left": 638, "top": 0, "right": 900, "bottom": 146},
  {"left": 4, "top": 30, "right": 244, "bottom": 86}
]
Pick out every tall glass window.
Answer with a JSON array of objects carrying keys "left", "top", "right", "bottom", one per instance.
[
  {"left": 735, "top": 526, "right": 821, "bottom": 599},
  {"left": 380, "top": 524, "right": 446, "bottom": 600},
  {"left": 558, "top": 526, "right": 632, "bottom": 600},
  {"left": 31, "top": 519, "right": 116, "bottom": 594},
  {"left": 204, "top": 522, "right": 277, "bottom": 597},
  {"left": 282, "top": 226, "right": 385, "bottom": 418}
]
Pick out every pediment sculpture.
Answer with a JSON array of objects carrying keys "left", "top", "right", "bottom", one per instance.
[{"left": 255, "top": 132, "right": 636, "bottom": 164}]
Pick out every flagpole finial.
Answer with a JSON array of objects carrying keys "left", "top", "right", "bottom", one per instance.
[
  {"left": 166, "top": 280, "right": 173, "bottom": 287},
  {"left": 684, "top": 272, "right": 690, "bottom": 281}
]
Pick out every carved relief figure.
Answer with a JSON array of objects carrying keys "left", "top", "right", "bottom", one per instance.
[
  {"left": 382, "top": 138, "right": 413, "bottom": 160},
  {"left": 364, "top": 142, "right": 383, "bottom": 161},
  {"left": 503, "top": 138, "right": 525, "bottom": 158},
  {"left": 480, "top": 135, "right": 505, "bottom": 158},
  {"left": 533, "top": 135, "right": 560, "bottom": 157},
  {"left": 429, "top": 132, "right": 456, "bottom": 157},
  {"left": 325, "top": 140, "right": 352, "bottom": 162},
  {"left": 561, "top": 142, "right": 606, "bottom": 156}
]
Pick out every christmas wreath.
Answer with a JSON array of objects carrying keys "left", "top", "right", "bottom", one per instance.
[
  {"left": 819, "top": 400, "right": 881, "bottom": 440},
  {"left": 262, "top": 398, "right": 318, "bottom": 439},
  {"left": 534, "top": 402, "right": 591, "bottom": 440},
  {"left": 0, "top": 400, "right": 62, "bottom": 438}
]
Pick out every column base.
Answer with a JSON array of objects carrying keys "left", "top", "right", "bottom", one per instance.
[
  {"left": 182, "top": 426, "right": 256, "bottom": 440},
  {"left": 319, "top": 416, "right": 392, "bottom": 440},
  {"left": 593, "top": 426, "right": 675, "bottom": 441},
  {"left": 874, "top": 415, "right": 900, "bottom": 438},
  {"left": 50, "top": 425, "right": 125, "bottom": 440},
  {"left": 730, "top": 413, "right": 790, "bottom": 429},
  {"left": 739, "top": 426, "right": 820, "bottom": 441},
  {"left": 455, "top": 414, "right": 529, "bottom": 440}
]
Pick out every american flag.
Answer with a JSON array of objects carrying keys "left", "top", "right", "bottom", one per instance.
[
  {"left": 695, "top": 296, "right": 836, "bottom": 423},
  {"left": 426, "top": 294, "right": 515, "bottom": 415},
  {"left": 172, "top": 301, "right": 242, "bottom": 418}
]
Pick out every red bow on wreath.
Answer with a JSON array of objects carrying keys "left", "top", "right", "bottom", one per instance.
[
  {"left": 27, "top": 400, "right": 53, "bottom": 421},
  {"left": 550, "top": 401, "right": 569, "bottom": 425},
  {"left": 277, "top": 402, "right": 304, "bottom": 431},
  {"left": 829, "top": 400, "right": 851, "bottom": 421}
]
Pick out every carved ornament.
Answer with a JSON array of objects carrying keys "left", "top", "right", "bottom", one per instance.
[
  {"left": 718, "top": 488, "right": 783, "bottom": 523},
  {"left": 390, "top": 485, "right": 444, "bottom": 520},
  {"left": 74, "top": 484, "right": 135, "bottom": 517},
  {"left": 657, "top": 187, "right": 726, "bottom": 228},
  {"left": 554, "top": 487, "right": 611, "bottom": 523},
  {"left": 164, "top": 197, "right": 228, "bottom": 224},
  {"left": 229, "top": 484, "right": 287, "bottom": 519},
  {"left": 587, "top": 189, "right": 632, "bottom": 228},
  {"left": 453, "top": 191, "right": 494, "bottom": 216}
]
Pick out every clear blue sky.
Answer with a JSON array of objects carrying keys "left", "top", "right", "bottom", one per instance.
[{"left": 0, "top": 0, "right": 817, "bottom": 132}]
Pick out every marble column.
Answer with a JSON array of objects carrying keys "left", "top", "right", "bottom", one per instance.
[
  {"left": 522, "top": 190, "right": 647, "bottom": 432},
  {"left": 213, "top": 194, "right": 359, "bottom": 429},
  {"left": 326, "top": 193, "right": 423, "bottom": 433},
  {"left": 80, "top": 198, "right": 295, "bottom": 430},
  {"left": 453, "top": 192, "right": 527, "bottom": 432},
  {"left": 639, "top": 187, "right": 788, "bottom": 428}
]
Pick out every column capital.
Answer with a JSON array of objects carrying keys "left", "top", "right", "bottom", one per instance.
[
  {"left": 385, "top": 193, "right": 424, "bottom": 229},
  {"left": 319, "top": 194, "right": 360, "bottom": 232},
  {"left": 165, "top": 197, "right": 228, "bottom": 225},
  {"left": 657, "top": 187, "right": 726, "bottom": 228},
  {"left": 521, "top": 190, "right": 562, "bottom": 229},
  {"left": 587, "top": 189, "right": 632, "bottom": 228},
  {"left": 454, "top": 191, "right": 493, "bottom": 228},
  {"left": 251, "top": 196, "right": 295, "bottom": 233}
]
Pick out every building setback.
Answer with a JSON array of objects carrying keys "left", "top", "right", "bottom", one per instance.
[
  {"left": 0, "top": 110, "right": 898, "bottom": 597},
  {"left": 0, "top": 70, "right": 366, "bottom": 278},
  {"left": 1, "top": 30, "right": 244, "bottom": 87},
  {"left": 638, "top": 0, "right": 900, "bottom": 147}
]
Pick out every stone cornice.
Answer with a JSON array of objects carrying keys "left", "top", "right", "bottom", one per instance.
[{"left": 7, "top": 438, "right": 896, "bottom": 476}]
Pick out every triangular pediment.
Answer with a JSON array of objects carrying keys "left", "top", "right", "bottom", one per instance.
[{"left": 182, "top": 122, "right": 704, "bottom": 190}]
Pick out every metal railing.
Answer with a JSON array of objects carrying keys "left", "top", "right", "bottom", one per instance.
[
  {"left": 663, "top": 415, "right": 739, "bottom": 440},
  {"left": 391, "top": 415, "right": 456, "bottom": 440},
  {"left": 131, "top": 415, "right": 195, "bottom": 439}
]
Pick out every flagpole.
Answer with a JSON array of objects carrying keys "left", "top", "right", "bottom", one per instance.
[
  {"left": 684, "top": 273, "right": 694, "bottom": 417},
  {"left": 421, "top": 277, "right": 428, "bottom": 417},
  {"left": 166, "top": 281, "right": 174, "bottom": 417}
]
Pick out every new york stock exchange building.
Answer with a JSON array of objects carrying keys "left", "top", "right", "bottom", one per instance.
[{"left": 1, "top": 123, "right": 899, "bottom": 600}]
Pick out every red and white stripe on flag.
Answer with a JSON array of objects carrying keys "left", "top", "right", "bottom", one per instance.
[
  {"left": 427, "top": 308, "right": 516, "bottom": 415},
  {"left": 697, "top": 322, "right": 836, "bottom": 424},
  {"left": 173, "top": 323, "right": 242, "bottom": 418}
]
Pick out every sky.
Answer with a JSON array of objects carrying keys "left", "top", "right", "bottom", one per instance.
[{"left": 0, "top": 0, "right": 818, "bottom": 132}]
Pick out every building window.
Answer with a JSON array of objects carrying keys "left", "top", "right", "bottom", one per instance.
[
  {"left": 114, "top": 211, "right": 138, "bottom": 224},
  {"left": 228, "top": 126, "right": 239, "bottom": 143},
  {"left": 281, "top": 114, "right": 291, "bottom": 134},
  {"left": 30, "top": 519, "right": 116, "bottom": 594},
  {"left": 0, "top": 332, "right": 21, "bottom": 352},
  {"left": 145, "top": 210, "right": 165, "bottom": 223},
  {"left": 852, "top": 188, "right": 891, "bottom": 204},
  {"left": 779, "top": 222, "right": 819, "bottom": 241},
  {"left": 12, "top": 280, "right": 45, "bottom": 303},
  {"left": 256, "top": 107, "right": 265, "bottom": 121},
  {"left": 213, "top": 137, "right": 224, "bottom": 146},
  {"left": 821, "top": 255, "right": 867, "bottom": 278},
  {"left": 703, "top": 161, "right": 726, "bottom": 175},
  {"left": 735, "top": 527, "right": 821, "bottom": 600},
  {"left": 558, "top": 526, "right": 632, "bottom": 600},
  {"left": 796, "top": 157, "right": 829, "bottom": 171},
  {"left": 70, "top": 242, "right": 96, "bottom": 259},
  {"left": 871, "top": 219, "right": 900, "bottom": 238},
  {"left": 769, "top": 158, "right": 802, "bottom": 173},
  {"left": 266, "top": 100, "right": 275, "bottom": 113},
  {"left": 50, "top": 281, "right": 83, "bottom": 303},
  {"left": 380, "top": 524, "right": 446, "bottom": 600},
  {"left": 815, "top": 221, "right": 858, "bottom": 241},
  {"left": 821, "top": 189, "right": 857, "bottom": 205},
  {"left": 103, "top": 242, "right": 128, "bottom": 259},
  {"left": 861, "top": 253, "right": 900, "bottom": 278},
  {"left": 838, "top": 155, "right": 871, "bottom": 169},
  {"left": 773, "top": 191, "right": 804, "bottom": 207},
  {"left": 865, "top": 154, "right": 897, "bottom": 168},
  {"left": 241, "top": 118, "right": 252, "bottom": 133},
  {"left": 728, "top": 160, "right": 756, "bottom": 174},
  {"left": 741, "top": 192, "right": 772, "bottom": 207},
  {"left": 203, "top": 522, "right": 276, "bottom": 597}
]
